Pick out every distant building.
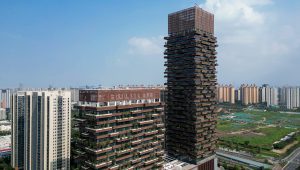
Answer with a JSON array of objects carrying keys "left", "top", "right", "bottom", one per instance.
[
  {"left": 279, "top": 87, "right": 300, "bottom": 109},
  {"left": 217, "top": 85, "right": 235, "bottom": 104},
  {"left": 0, "top": 108, "right": 7, "bottom": 120},
  {"left": 70, "top": 88, "right": 80, "bottom": 104},
  {"left": 240, "top": 84, "right": 259, "bottom": 105},
  {"left": 74, "top": 88, "right": 164, "bottom": 169},
  {"left": 0, "top": 89, "right": 11, "bottom": 110},
  {"left": 260, "top": 84, "right": 279, "bottom": 107},
  {"left": 11, "top": 90, "right": 71, "bottom": 170},
  {"left": 235, "top": 89, "right": 241, "bottom": 102}
]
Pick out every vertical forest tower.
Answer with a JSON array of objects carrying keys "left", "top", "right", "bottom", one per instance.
[{"left": 164, "top": 6, "right": 218, "bottom": 168}]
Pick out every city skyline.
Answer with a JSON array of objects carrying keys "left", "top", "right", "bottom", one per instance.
[{"left": 1, "top": 0, "right": 300, "bottom": 89}]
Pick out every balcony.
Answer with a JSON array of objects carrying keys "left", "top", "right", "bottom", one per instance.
[
  {"left": 131, "top": 128, "right": 142, "bottom": 133},
  {"left": 85, "top": 126, "right": 112, "bottom": 133},
  {"left": 113, "top": 123, "right": 132, "bottom": 130},
  {"left": 156, "top": 124, "right": 164, "bottom": 128},
  {"left": 109, "top": 132, "right": 119, "bottom": 137},
  {"left": 131, "top": 158, "right": 141, "bottom": 164},
  {"left": 117, "top": 148, "right": 132, "bottom": 155},
  {"left": 84, "top": 146, "right": 112, "bottom": 154},
  {"left": 139, "top": 120, "right": 154, "bottom": 125},
  {"left": 108, "top": 165, "right": 119, "bottom": 170},
  {"left": 115, "top": 153, "right": 132, "bottom": 161},
  {"left": 139, "top": 148, "right": 154, "bottom": 155},
  {"left": 131, "top": 139, "right": 142, "bottom": 145},
  {"left": 116, "top": 117, "right": 134, "bottom": 123},
  {"left": 116, "top": 136, "right": 130, "bottom": 142},
  {"left": 144, "top": 130, "right": 158, "bottom": 136},
  {"left": 144, "top": 158, "right": 158, "bottom": 165},
  {"left": 85, "top": 160, "right": 112, "bottom": 169},
  {"left": 157, "top": 134, "right": 164, "bottom": 139},
  {"left": 86, "top": 113, "right": 113, "bottom": 119}
]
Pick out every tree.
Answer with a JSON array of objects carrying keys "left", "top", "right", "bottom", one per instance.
[{"left": 244, "top": 141, "right": 250, "bottom": 146}]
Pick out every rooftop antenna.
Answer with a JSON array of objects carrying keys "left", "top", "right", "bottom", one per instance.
[{"left": 194, "top": 3, "right": 199, "bottom": 7}]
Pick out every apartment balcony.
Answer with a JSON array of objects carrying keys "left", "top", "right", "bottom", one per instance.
[
  {"left": 139, "top": 120, "right": 154, "bottom": 125},
  {"left": 143, "top": 136, "right": 154, "bottom": 142},
  {"left": 109, "top": 132, "right": 119, "bottom": 137},
  {"left": 112, "top": 144, "right": 122, "bottom": 149},
  {"left": 131, "top": 158, "right": 141, "bottom": 164},
  {"left": 85, "top": 160, "right": 112, "bottom": 169},
  {"left": 157, "top": 134, "right": 164, "bottom": 139},
  {"left": 155, "top": 108, "right": 164, "bottom": 112},
  {"left": 144, "top": 158, "right": 158, "bottom": 165},
  {"left": 131, "top": 109, "right": 154, "bottom": 115},
  {"left": 108, "top": 165, "right": 119, "bottom": 170},
  {"left": 96, "top": 154, "right": 108, "bottom": 160},
  {"left": 156, "top": 123, "right": 164, "bottom": 128},
  {"left": 116, "top": 136, "right": 130, "bottom": 143},
  {"left": 131, "top": 139, "right": 142, "bottom": 145},
  {"left": 115, "top": 153, "right": 132, "bottom": 162},
  {"left": 151, "top": 141, "right": 159, "bottom": 146},
  {"left": 156, "top": 150, "right": 164, "bottom": 156},
  {"left": 131, "top": 128, "right": 142, "bottom": 133},
  {"left": 144, "top": 130, "right": 158, "bottom": 136},
  {"left": 84, "top": 146, "right": 112, "bottom": 154},
  {"left": 151, "top": 114, "right": 160, "bottom": 118},
  {"left": 116, "top": 117, "right": 134, "bottom": 123},
  {"left": 132, "top": 115, "right": 146, "bottom": 120},
  {"left": 86, "top": 113, "right": 113, "bottom": 119},
  {"left": 96, "top": 134, "right": 109, "bottom": 139},
  {"left": 139, "top": 148, "right": 154, "bottom": 155},
  {"left": 96, "top": 119, "right": 116, "bottom": 125},
  {"left": 85, "top": 126, "right": 112, "bottom": 133},
  {"left": 156, "top": 161, "right": 164, "bottom": 166},
  {"left": 113, "top": 123, "right": 132, "bottom": 130},
  {"left": 117, "top": 148, "right": 132, "bottom": 156}
]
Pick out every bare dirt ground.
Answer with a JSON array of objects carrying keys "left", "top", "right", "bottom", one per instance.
[{"left": 272, "top": 141, "right": 299, "bottom": 154}]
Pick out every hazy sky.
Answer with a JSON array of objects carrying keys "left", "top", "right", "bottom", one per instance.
[{"left": 0, "top": 0, "right": 299, "bottom": 88}]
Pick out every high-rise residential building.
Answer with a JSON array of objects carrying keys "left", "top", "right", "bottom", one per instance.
[
  {"left": 70, "top": 88, "right": 80, "bottom": 104},
  {"left": 1, "top": 89, "right": 11, "bottom": 110},
  {"left": 217, "top": 85, "right": 235, "bottom": 104},
  {"left": 279, "top": 87, "right": 300, "bottom": 109},
  {"left": 260, "top": 84, "right": 279, "bottom": 107},
  {"left": 164, "top": 6, "right": 218, "bottom": 169},
  {"left": 74, "top": 88, "right": 164, "bottom": 170},
  {"left": 235, "top": 89, "right": 241, "bottom": 102},
  {"left": 11, "top": 90, "right": 71, "bottom": 170},
  {"left": 0, "top": 108, "right": 7, "bottom": 120},
  {"left": 240, "top": 84, "right": 259, "bottom": 105}
]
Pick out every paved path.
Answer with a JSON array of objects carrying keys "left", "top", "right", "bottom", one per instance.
[{"left": 283, "top": 147, "right": 300, "bottom": 170}]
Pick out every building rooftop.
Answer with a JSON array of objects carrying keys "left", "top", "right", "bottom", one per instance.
[{"left": 163, "top": 155, "right": 197, "bottom": 170}]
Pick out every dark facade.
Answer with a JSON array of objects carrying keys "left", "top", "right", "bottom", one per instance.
[
  {"left": 165, "top": 6, "right": 218, "bottom": 166},
  {"left": 74, "top": 88, "right": 164, "bottom": 170}
]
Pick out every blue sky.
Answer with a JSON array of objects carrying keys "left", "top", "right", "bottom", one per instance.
[{"left": 0, "top": 0, "right": 300, "bottom": 88}]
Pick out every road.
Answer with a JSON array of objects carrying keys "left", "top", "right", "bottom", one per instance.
[{"left": 283, "top": 147, "right": 300, "bottom": 170}]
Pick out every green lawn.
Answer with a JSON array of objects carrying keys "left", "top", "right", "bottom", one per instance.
[
  {"left": 217, "top": 120, "right": 257, "bottom": 132},
  {"left": 220, "top": 127, "right": 295, "bottom": 150},
  {"left": 244, "top": 110, "right": 300, "bottom": 128}
]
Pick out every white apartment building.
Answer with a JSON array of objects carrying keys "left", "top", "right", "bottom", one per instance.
[
  {"left": 280, "top": 87, "right": 300, "bottom": 109},
  {"left": 11, "top": 90, "right": 71, "bottom": 170},
  {"left": 260, "top": 85, "right": 279, "bottom": 107}
]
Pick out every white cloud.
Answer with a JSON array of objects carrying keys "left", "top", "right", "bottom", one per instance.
[
  {"left": 199, "top": 0, "right": 300, "bottom": 85},
  {"left": 128, "top": 36, "right": 164, "bottom": 56},
  {"left": 202, "top": 0, "right": 272, "bottom": 26}
]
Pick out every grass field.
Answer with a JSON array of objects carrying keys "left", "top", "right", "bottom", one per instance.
[
  {"left": 217, "top": 109, "right": 300, "bottom": 158},
  {"left": 220, "top": 127, "right": 295, "bottom": 150}
]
